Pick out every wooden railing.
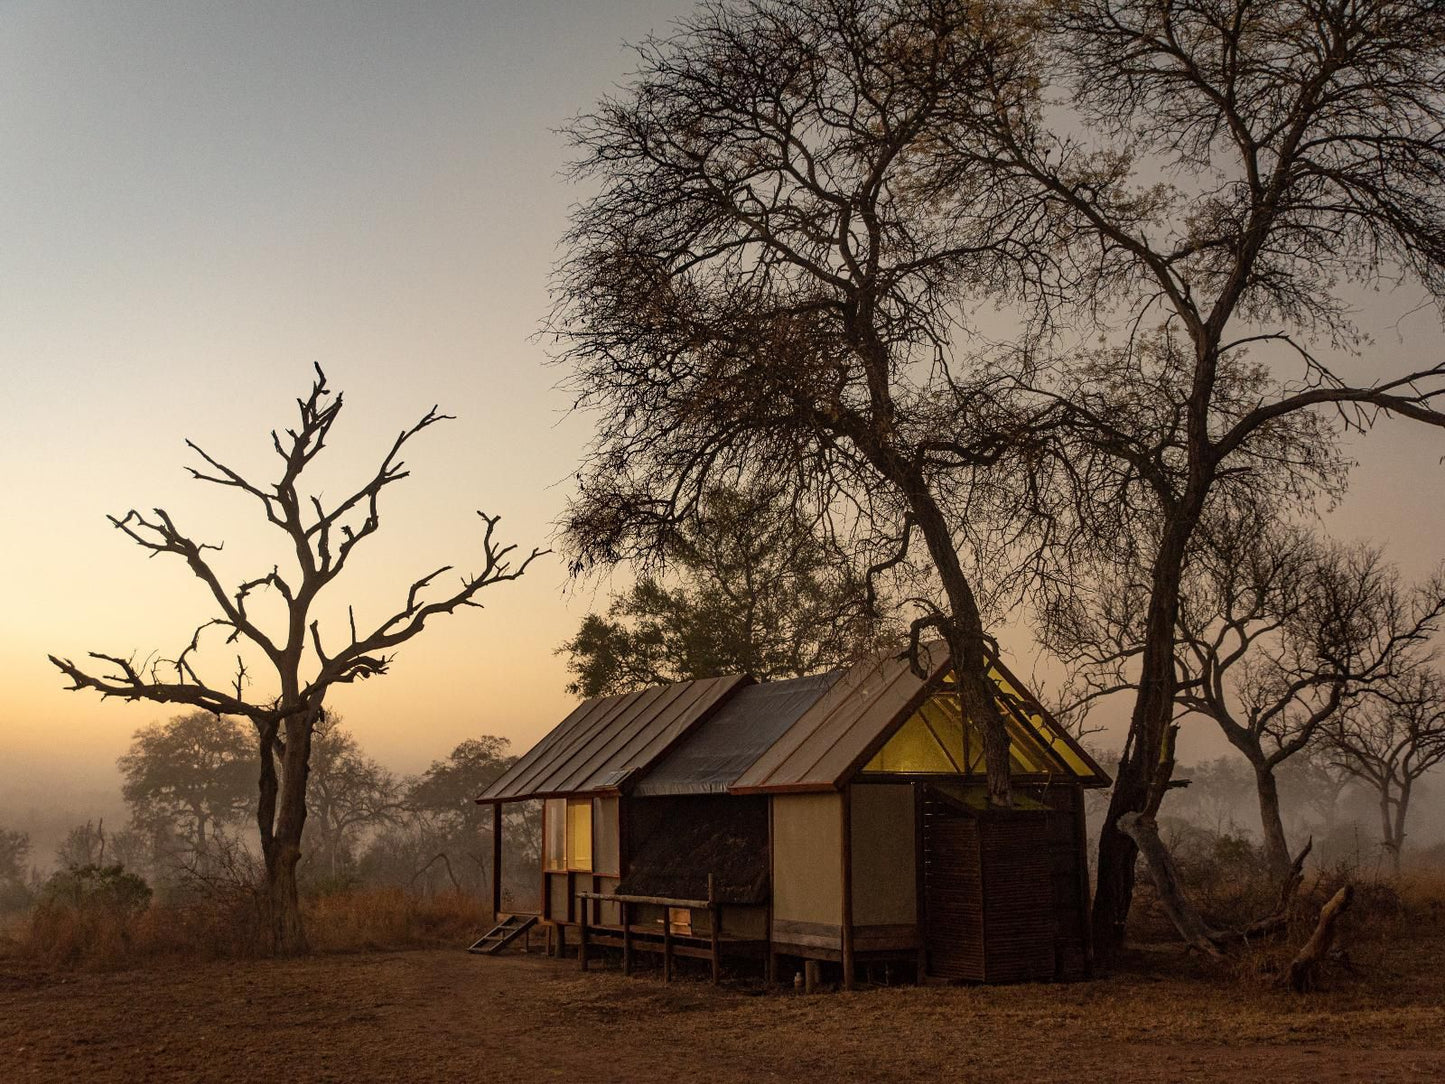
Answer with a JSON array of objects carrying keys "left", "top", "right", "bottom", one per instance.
[{"left": 575, "top": 874, "right": 724, "bottom": 983}]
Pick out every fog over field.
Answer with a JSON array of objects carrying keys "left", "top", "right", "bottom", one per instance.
[{"left": 2, "top": 0, "right": 1444, "bottom": 971}]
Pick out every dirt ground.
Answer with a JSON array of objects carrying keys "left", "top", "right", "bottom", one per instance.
[{"left": 2, "top": 941, "right": 1442, "bottom": 1083}]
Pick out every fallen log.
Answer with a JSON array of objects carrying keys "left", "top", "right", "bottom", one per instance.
[
  {"left": 1285, "top": 885, "right": 1353, "bottom": 993},
  {"left": 1118, "top": 812, "right": 1313, "bottom": 955}
]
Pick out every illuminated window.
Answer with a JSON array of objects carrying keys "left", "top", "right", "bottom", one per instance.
[{"left": 566, "top": 797, "right": 593, "bottom": 871}]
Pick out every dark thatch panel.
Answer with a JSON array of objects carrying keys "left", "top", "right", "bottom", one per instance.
[
  {"left": 632, "top": 672, "right": 841, "bottom": 796},
  {"left": 617, "top": 795, "right": 769, "bottom": 905}
]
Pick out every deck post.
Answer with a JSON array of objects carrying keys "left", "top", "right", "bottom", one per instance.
[
  {"left": 578, "top": 901, "right": 589, "bottom": 972},
  {"left": 840, "top": 784, "right": 855, "bottom": 991},
  {"left": 766, "top": 796, "right": 776, "bottom": 985},
  {"left": 707, "top": 874, "right": 721, "bottom": 986},
  {"left": 663, "top": 915, "right": 673, "bottom": 982},
  {"left": 622, "top": 900, "right": 633, "bottom": 976},
  {"left": 490, "top": 801, "right": 503, "bottom": 921}
]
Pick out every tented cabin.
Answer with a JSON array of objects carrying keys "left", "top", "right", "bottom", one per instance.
[{"left": 475, "top": 643, "right": 1109, "bottom": 985}]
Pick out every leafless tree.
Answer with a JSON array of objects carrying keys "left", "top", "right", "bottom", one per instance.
[
  {"left": 1328, "top": 666, "right": 1445, "bottom": 873},
  {"left": 551, "top": 0, "right": 1066, "bottom": 805},
  {"left": 1051, "top": 522, "right": 1445, "bottom": 881},
  {"left": 1177, "top": 537, "right": 1445, "bottom": 879},
  {"left": 49, "top": 367, "right": 544, "bottom": 954},
  {"left": 965, "top": 0, "right": 1445, "bottom": 956}
]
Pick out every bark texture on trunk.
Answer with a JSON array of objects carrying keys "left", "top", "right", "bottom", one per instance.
[
  {"left": 260, "top": 713, "right": 313, "bottom": 956},
  {"left": 1253, "top": 762, "right": 1293, "bottom": 883},
  {"left": 1091, "top": 501, "right": 1202, "bottom": 962},
  {"left": 907, "top": 481, "right": 1013, "bottom": 808},
  {"left": 1091, "top": 743, "right": 1148, "bottom": 960}
]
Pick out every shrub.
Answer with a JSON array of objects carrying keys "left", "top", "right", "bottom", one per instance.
[{"left": 41, "top": 864, "right": 152, "bottom": 914}]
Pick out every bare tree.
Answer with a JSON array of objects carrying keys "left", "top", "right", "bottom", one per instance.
[
  {"left": 1176, "top": 537, "right": 1445, "bottom": 879},
  {"left": 1052, "top": 523, "right": 1445, "bottom": 881},
  {"left": 1328, "top": 666, "right": 1445, "bottom": 873},
  {"left": 551, "top": 0, "right": 1062, "bottom": 805},
  {"left": 967, "top": 0, "right": 1445, "bottom": 956},
  {"left": 49, "top": 367, "right": 544, "bottom": 954}
]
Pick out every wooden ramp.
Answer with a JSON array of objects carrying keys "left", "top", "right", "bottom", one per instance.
[{"left": 468, "top": 914, "right": 538, "bottom": 955}]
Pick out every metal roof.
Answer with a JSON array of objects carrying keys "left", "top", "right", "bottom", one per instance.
[
  {"left": 728, "top": 644, "right": 1109, "bottom": 794},
  {"left": 630, "top": 671, "right": 842, "bottom": 796},
  {"left": 729, "top": 643, "right": 951, "bottom": 794},
  {"left": 476, "top": 674, "right": 749, "bottom": 803}
]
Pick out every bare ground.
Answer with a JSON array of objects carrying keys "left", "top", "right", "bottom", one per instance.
[{"left": 1, "top": 941, "right": 1442, "bottom": 1083}]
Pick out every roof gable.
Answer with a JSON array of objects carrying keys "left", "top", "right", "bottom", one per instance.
[{"left": 729, "top": 644, "right": 1108, "bottom": 793}]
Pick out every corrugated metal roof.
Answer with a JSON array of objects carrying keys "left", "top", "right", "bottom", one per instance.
[
  {"left": 630, "top": 671, "right": 842, "bottom": 796},
  {"left": 729, "top": 643, "right": 950, "bottom": 794},
  {"left": 476, "top": 674, "right": 749, "bottom": 802}
]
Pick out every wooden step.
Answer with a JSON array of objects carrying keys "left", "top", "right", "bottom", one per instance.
[{"left": 467, "top": 914, "right": 538, "bottom": 955}]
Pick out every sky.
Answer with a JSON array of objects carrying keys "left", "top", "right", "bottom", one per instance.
[{"left": 2, "top": 1, "right": 1443, "bottom": 829}]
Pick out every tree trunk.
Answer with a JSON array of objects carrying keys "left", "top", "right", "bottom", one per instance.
[
  {"left": 1379, "top": 792, "right": 1400, "bottom": 874},
  {"left": 1091, "top": 508, "right": 1197, "bottom": 963},
  {"left": 1253, "top": 761, "right": 1293, "bottom": 883},
  {"left": 261, "top": 714, "right": 313, "bottom": 956},
  {"left": 1091, "top": 741, "right": 1149, "bottom": 960},
  {"left": 906, "top": 479, "right": 1012, "bottom": 807},
  {"left": 1389, "top": 782, "right": 1411, "bottom": 876}
]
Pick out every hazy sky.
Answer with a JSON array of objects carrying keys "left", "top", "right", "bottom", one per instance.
[{"left": 3, "top": 1, "right": 1443, "bottom": 817}]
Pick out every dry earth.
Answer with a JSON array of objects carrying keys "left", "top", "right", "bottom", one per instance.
[{"left": 2, "top": 941, "right": 1442, "bottom": 1083}]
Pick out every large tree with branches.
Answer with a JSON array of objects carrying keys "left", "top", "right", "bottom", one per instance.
[
  {"left": 552, "top": 4, "right": 1445, "bottom": 954},
  {"left": 49, "top": 367, "right": 544, "bottom": 954},
  {"left": 963, "top": 0, "right": 1445, "bottom": 956},
  {"left": 551, "top": 0, "right": 1062, "bottom": 806}
]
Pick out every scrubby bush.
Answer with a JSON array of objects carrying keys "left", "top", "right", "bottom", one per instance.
[{"left": 41, "top": 863, "right": 152, "bottom": 914}]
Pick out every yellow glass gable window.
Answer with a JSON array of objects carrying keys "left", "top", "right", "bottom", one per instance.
[{"left": 565, "top": 797, "right": 593, "bottom": 871}]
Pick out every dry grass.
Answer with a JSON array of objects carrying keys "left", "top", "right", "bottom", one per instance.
[
  {"left": 9, "top": 886, "right": 491, "bottom": 969},
  {"left": 303, "top": 888, "right": 489, "bottom": 952}
]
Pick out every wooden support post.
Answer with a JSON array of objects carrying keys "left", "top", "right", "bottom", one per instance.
[
  {"left": 663, "top": 915, "right": 674, "bottom": 982},
  {"left": 913, "top": 783, "right": 928, "bottom": 984},
  {"left": 840, "top": 784, "right": 855, "bottom": 991},
  {"left": 556, "top": 923, "right": 567, "bottom": 959},
  {"left": 622, "top": 900, "right": 633, "bottom": 977},
  {"left": 804, "top": 959, "right": 820, "bottom": 994},
  {"left": 708, "top": 874, "right": 721, "bottom": 986},
  {"left": 766, "top": 796, "right": 776, "bottom": 985},
  {"left": 1072, "top": 784, "right": 1096, "bottom": 980},
  {"left": 579, "top": 902, "right": 590, "bottom": 972},
  {"left": 490, "top": 801, "right": 503, "bottom": 921}
]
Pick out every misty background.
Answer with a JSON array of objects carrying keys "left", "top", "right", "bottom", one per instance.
[{"left": 4, "top": 1, "right": 1444, "bottom": 879}]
